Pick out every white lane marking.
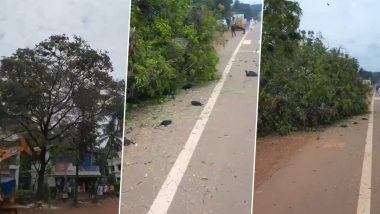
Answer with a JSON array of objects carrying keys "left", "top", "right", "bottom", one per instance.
[
  {"left": 357, "top": 93, "right": 375, "bottom": 214},
  {"left": 147, "top": 30, "right": 250, "bottom": 214},
  {"left": 118, "top": 0, "right": 132, "bottom": 212},
  {"left": 251, "top": 17, "right": 263, "bottom": 214},
  {"left": 243, "top": 40, "right": 252, "bottom": 45}
]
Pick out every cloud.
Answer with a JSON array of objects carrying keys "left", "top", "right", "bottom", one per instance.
[
  {"left": 0, "top": 0, "right": 130, "bottom": 80},
  {"left": 297, "top": 0, "right": 380, "bottom": 71}
]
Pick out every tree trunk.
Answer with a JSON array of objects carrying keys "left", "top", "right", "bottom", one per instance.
[
  {"left": 74, "top": 162, "right": 79, "bottom": 204},
  {"left": 35, "top": 148, "right": 46, "bottom": 201}
]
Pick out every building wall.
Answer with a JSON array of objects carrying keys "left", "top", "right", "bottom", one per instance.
[
  {"left": 29, "top": 151, "right": 101, "bottom": 192},
  {"left": 107, "top": 151, "right": 121, "bottom": 183}
]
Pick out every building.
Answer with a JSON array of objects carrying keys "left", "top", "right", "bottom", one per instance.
[
  {"left": 107, "top": 151, "right": 122, "bottom": 183},
  {"left": 30, "top": 151, "right": 101, "bottom": 194}
]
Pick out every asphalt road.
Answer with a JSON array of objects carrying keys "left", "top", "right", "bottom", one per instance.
[{"left": 120, "top": 22, "right": 261, "bottom": 214}]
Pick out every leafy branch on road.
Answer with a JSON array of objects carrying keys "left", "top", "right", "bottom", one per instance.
[
  {"left": 258, "top": 0, "right": 369, "bottom": 136},
  {"left": 127, "top": 0, "right": 223, "bottom": 103}
]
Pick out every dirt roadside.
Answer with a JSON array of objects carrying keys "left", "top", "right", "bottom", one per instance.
[
  {"left": 253, "top": 114, "right": 369, "bottom": 214},
  {"left": 17, "top": 197, "right": 119, "bottom": 214}
]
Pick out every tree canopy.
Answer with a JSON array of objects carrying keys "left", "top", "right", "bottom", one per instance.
[
  {"left": 127, "top": 0, "right": 224, "bottom": 102},
  {"left": 258, "top": 0, "right": 369, "bottom": 136}
]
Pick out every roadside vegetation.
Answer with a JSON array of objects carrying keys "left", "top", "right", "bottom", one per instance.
[
  {"left": 258, "top": 0, "right": 370, "bottom": 136},
  {"left": 126, "top": 0, "right": 262, "bottom": 108}
]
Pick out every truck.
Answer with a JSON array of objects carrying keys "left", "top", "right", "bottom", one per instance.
[{"left": 233, "top": 14, "right": 245, "bottom": 29}]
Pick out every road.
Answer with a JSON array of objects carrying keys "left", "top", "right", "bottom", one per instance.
[
  {"left": 120, "top": 22, "right": 261, "bottom": 214},
  {"left": 253, "top": 91, "right": 380, "bottom": 214},
  {"left": 371, "top": 91, "right": 380, "bottom": 214}
]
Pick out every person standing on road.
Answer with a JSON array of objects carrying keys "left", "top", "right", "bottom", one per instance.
[
  {"left": 88, "top": 182, "right": 94, "bottom": 199},
  {"left": 226, "top": 17, "right": 231, "bottom": 30},
  {"left": 231, "top": 17, "right": 237, "bottom": 37},
  {"left": 231, "top": 23, "right": 237, "bottom": 37},
  {"left": 97, "top": 182, "right": 104, "bottom": 197}
]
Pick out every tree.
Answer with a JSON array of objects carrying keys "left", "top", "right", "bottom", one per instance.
[
  {"left": 213, "top": 0, "right": 233, "bottom": 17},
  {"left": 127, "top": 0, "right": 220, "bottom": 102},
  {"left": 70, "top": 78, "right": 124, "bottom": 204},
  {"left": 0, "top": 35, "right": 114, "bottom": 200},
  {"left": 231, "top": 1, "right": 262, "bottom": 19},
  {"left": 258, "top": 0, "right": 368, "bottom": 136},
  {"left": 97, "top": 80, "right": 124, "bottom": 177},
  {"left": 71, "top": 119, "right": 98, "bottom": 204}
]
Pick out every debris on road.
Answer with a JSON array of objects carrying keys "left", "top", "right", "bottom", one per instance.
[
  {"left": 191, "top": 101, "right": 203, "bottom": 106},
  {"left": 362, "top": 117, "right": 368, "bottom": 120},
  {"left": 200, "top": 176, "right": 209, "bottom": 180},
  {"left": 245, "top": 70, "right": 258, "bottom": 77},
  {"left": 157, "top": 120, "right": 172, "bottom": 127},
  {"left": 340, "top": 124, "right": 348, "bottom": 128},
  {"left": 182, "top": 83, "right": 193, "bottom": 90},
  {"left": 124, "top": 137, "right": 135, "bottom": 146},
  {"left": 353, "top": 121, "right": 358, "bottom": 124},
  {"left": 126, "top": 161, "right": 138, "bottom": 166}
]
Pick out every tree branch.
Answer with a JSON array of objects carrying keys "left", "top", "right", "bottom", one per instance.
[
  {"left": 18, "top": 121, "right": 41, "bottom": 147},
  {"left": 48, "top": 116, "right": 81, "bottom": 141}
]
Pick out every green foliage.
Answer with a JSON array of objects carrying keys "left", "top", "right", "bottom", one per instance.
[
  {"left": 258, "top": 0, "right": 369, "bottom": 136},
  {"left": 232, "top": 1, "right": 262, "bottom": 19},
  {"left": 127, "top": 0, "right": 220, "bottom": 102},
  {"left": 214, "top": 0, "right": 233, "bottom": 16}
]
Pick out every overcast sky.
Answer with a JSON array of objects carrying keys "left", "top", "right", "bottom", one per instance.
[
  {"left": 297, "top": 0, "right": 379, "bottom": 72},
  {"left": 238, "top": 0, "right": 262, "bottom": 5},
  {"left": 0, "top": 0, "right": 130, "bottom": 80}
]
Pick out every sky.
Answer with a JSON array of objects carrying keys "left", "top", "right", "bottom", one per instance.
[
  {"left": 297, "top": 0, "right": 380, "bottom": 72},
  {"left": 0, "top": 0, "right": 130, "bottom": 80},
  {"left": 238, "top": 0, "right": 262, "bottom": 5}
]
